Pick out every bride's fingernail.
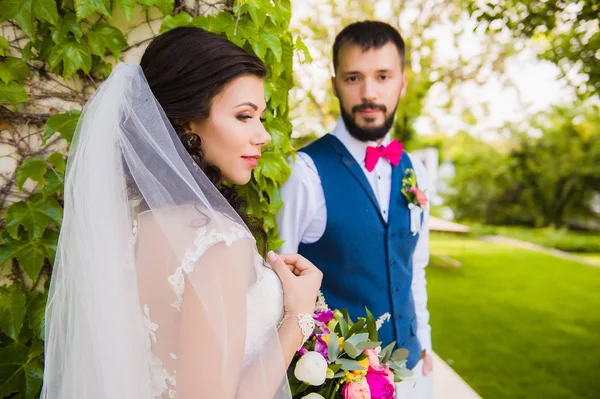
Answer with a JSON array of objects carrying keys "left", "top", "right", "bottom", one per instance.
[{"left": 268, "top": 251, "right": 278, "bottom": 263}]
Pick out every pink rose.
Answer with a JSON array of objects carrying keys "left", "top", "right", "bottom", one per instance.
[
  {"left": 366, "top": 367, "right": 395, "bottom": 399},
  {"left": 363, "top": 350, "right": 381, "bottom": 369},
  {"left": 383, "top": 365, "right": 394, "bottom": 385},
  {"left": 342, "top": 380, "right": 371, "bottom": 399},
  {"left": 414, "top": 188, "right": 427, "bottom": 208}
]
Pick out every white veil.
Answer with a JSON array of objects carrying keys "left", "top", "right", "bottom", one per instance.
[{"left": 41, "top": 63, "right": 291, "bottom": 399}]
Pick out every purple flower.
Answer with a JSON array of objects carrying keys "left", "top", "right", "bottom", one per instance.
[
  {"left": 298, "top": 347, "right": 307, "bottom": 356},
  {"left": 314, "top": 336, "right": 329, "bottom": 361},
  {"left": 314, "top": 310, "right": 334, "bottom": 324}
]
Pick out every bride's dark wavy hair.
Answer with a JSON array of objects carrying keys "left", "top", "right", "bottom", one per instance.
[{"left": 140, "top": 27, "right": 268, "bottom": 254}]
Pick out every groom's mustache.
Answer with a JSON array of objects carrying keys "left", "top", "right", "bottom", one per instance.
[{"left": 352, "top": 103, "right": 387, "bottom": 114}]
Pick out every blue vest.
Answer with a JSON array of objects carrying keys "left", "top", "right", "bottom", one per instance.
[{"left": 298, "top": 134, "right": 422, "bottom": 369}]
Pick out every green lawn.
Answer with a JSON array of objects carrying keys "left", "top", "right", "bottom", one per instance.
[
  {"left": 468, "top": 225, "right": 600, "bottom": 253},
  {"left": 427, "top": 233, "right": 600, "bottom": 399}
]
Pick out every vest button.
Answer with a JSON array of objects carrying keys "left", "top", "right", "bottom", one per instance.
[{"left": 393, "top": 287, "right": 399, "bottom": 294}]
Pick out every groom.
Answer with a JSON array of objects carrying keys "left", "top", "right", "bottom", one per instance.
[{"left": 277, "top": 21, "right": 433, "bottom": 398}]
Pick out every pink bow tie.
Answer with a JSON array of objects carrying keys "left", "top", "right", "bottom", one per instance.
[{"left": 365, "top": 139, "right": 403, "bottom": 172}]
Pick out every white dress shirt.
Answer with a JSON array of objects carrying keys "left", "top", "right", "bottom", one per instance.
[{"left": 277, "top": 118, "right": 432, "bottom": 353}]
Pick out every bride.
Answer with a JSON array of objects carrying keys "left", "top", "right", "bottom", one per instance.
[{"left": 41, "top": 27, "right": 322, "bottom": 399}]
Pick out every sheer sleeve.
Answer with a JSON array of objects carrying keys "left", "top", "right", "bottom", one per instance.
[{"left": 135, "top": 205, "right": 290, "bottom": 399}]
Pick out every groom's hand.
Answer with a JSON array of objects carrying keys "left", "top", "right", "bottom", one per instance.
[{"left": 421, "top": 350, "right": 433, "bottom": 376}]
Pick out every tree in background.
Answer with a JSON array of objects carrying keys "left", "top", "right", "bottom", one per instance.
[
  {"left": 466, "top": 0, "right": 599, "bottom": 98},
  {"left": 442, "top": 104, "right": 600, "bottom": 228}
]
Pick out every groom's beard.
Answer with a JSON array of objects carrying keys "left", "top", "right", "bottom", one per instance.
[{"left": 340, "top": 101, "right": 398, "bottom": 143}]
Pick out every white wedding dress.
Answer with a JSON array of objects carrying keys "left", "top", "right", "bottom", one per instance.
[{"left": 135, "top": 205, "right": 284, "bottom": 398}]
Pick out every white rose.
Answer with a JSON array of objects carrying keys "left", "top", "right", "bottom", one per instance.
[
  {"left": 294, "top": 351, "right": 328, "bottom": 386},
  {"left": 302, "top": 393, "right": 325, "bottom": 399}
]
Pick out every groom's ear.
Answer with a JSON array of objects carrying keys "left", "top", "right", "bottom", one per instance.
[
  {"left": 400, "top": 72, "right": 409, "bottom": 97},
  {"left": 331, "top": 76, "right": 338, "bottom": 98}
]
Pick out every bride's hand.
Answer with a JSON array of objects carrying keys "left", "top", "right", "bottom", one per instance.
[{"left": 268, "top": 251, "right": 322, "bottom": 315}]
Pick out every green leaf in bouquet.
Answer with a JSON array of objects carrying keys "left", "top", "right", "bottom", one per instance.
[
  {"left": 392, "top": 348, "right": 409, "bottom": 363},
  {"left": 356, "top": 341, "right": 382, "bottom": 350},
  {"left": 334, "top": 358, "right": 366, "bottom": 371},
  {"left": 347, "top": 318, "right": 365, "bottom": 336},
  {"left": 335, "top": 314, "right": 348, "bottom": 338},
  {"left": 380, "top": 341, "right": 396, "bottom": 365},
  {"left": 343, "top": 341, "right": 360, "bottom": 359},
  {"left": 327, "top": 330, "right": 339, "bottom": 362},
  {"left": 290, "top": 380, "right": 309, "bottom": 396},
  {"left": 334, "top": 371, "right": 345, "bottom": 378},
  {"left": 328, "top": 363, "right": 342, "bottom": 373},
  {"left": 345, "top": 332, "right": 368, "bottom": 347},
  {"left": 340, "top": 308, "right": 353, "bottom": 326},
  {"left": 391, "top": 365, "right": 413, "bottom": 379},
  {"left": 365, "top": 308, "right": 377, "bottom": 342},
  {"left": 326, "top": 368, "right": 334, "bottom": 379}
]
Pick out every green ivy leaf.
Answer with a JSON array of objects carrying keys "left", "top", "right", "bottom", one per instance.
[
  {"left": 91, "top": 61, "right": 113, "bottom": 79},
  {"left": 138, "top": 0, "right": 173, "bottom": 15},
  {"left": 16, "top": 157, "right": 46, "bottom": 191},
  {"left": 255, "top": 151, "right": 290, "bottom": 182},
  {"left": 51, "top": 12, "right": 83, "bottom": 43},
  {"left": 190, "top": 14, "right": 210, "bottom": 29},
  {"left": 0, "top": 229, "right": 58, "bottom": 282},
  {"left": 0, "top": 37, "right": 9, "bottom": 56},
  {"left": 0, "top": 81, "right": 28, "bottom": 106},
  {"left": 13, "top": 0, "right": 35, "bottom": 38},
  {"left": 74, "top": 0, "right": 110, "bottom": 19},
  {"left": 47, "top": 152, "right": 66, "bottom": 174},
  {"left": 251, "top": 35, "right": 268, "bottom": 60},
  {"left": 0, "top": 58, "right": 29, "bottom": 84},
  {"left": 263, "top": 33, "right": 282, "bottom": 62},
  {"left": 43, "top": 110, "right": 81, "bottom": 144},
  {"left": 87, "top": 23, "right": 127, "bottom": 60},
  {"left": 48, "top": 39, "right": 92, "bottom": 78},
  {"left": 26, "top": 293, "right": 46, "bottom": 341},
  {"left": 6, "top": 197, "right": 63, "bottom": 240},
  {"left": 34, "top": 0, "right": 59, "bottom": 26},
  {"left": 210, "top": 11, "right": 235, "bottom": 35},
  {"left": 0, "top": 287, "right": 26, "bottom": 341},
  {"left": 265, "top": 118, "right": 292, "bottom": 154},
  {"left": 0, "top": 343, "right": 44, "bottom": 399},
  {"left": 160, "top": 12, "right": 192, "bottom": 34},
  {"left": 114, "top": 0, "right": 136, "bottom": 21},
  {"left": 294, "top": 36, "right": 312, "bottom": 63},
  {"left": 245, "top": 4, "right": 267, "bottom": 28}
]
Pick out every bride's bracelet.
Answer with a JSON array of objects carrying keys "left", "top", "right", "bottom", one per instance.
[{"left": 277, "top": 313, "right": 315, "bottom": 347}]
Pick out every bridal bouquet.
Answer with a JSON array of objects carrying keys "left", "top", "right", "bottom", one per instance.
[{"left": 288, "top": 293, "right": 412, "bottom": 399}]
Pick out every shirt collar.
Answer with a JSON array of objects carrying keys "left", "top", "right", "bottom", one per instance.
[{"left": 331, "top": 117, "right": 392, "bottom": 166}]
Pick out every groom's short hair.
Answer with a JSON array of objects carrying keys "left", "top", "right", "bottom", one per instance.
[{"left": 333, "top": 21, "right": 406, "bottom": 73}]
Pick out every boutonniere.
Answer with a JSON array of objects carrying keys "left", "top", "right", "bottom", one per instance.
[{"left": 401, "top": 168, "right": 427, "bottom": 209}]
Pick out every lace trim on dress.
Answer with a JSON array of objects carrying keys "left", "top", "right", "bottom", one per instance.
[
  {"left": 167, "top": 225, "right": 252, "bottom": 311},
  {"left": 143, "top": 304, "right": 177, "bottom": 398}
]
